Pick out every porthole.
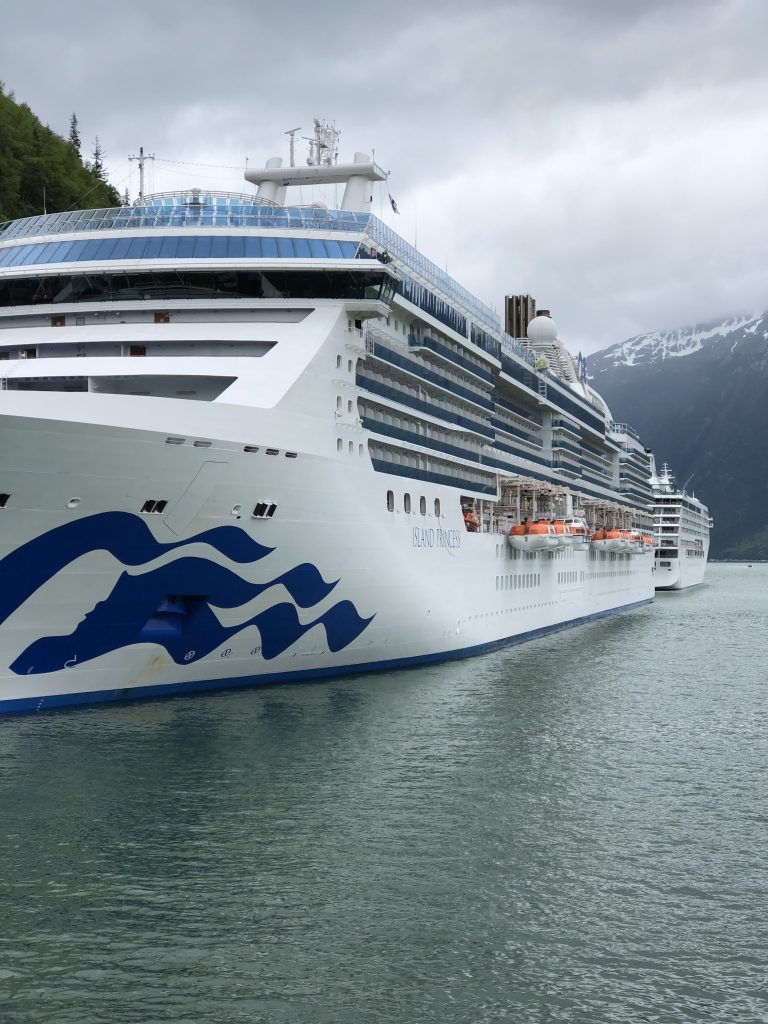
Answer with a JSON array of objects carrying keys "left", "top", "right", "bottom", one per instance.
[
  {"left": 404, "top": 493, "right": 411, "bottom": 514},
  {"left": 419, "top": 496, "right": 426, "bottom": 515},
  {"left": 386, "top": 490, "right": 395, "bottom": 512},
  {"left": 336, "top": 354, "right": 342, "bottom": 368},
  {"left": 337, "top": 438, "right": 343, "bottom": 451},
  {"left": 66, "top": 497, "right": 81, "bottom": 510},
  {"left": 434, "top": 498, "right": 441, "bottom": 517}
]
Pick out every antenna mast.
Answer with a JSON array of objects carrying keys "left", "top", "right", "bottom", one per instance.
[
  {"left": 305, "top": 119, "right": 340, "bottom": 166},
  {"left": 284, "top": 127, "right": 302, "bottom": 168},
  {"left": 128, "top": 146, "right": 156, "bottom": 201}
]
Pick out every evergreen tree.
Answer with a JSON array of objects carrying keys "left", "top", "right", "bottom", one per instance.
[
  {"left": 91, "top": 136, "right": 105, "bottom": 180},
  {"left": 68, "top": 113, "right": 81, "bottom": 156},
  {"left": 123, "top": 187, "right": 130, "bottom": 206}
]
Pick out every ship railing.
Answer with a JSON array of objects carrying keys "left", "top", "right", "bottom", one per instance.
[{"left": 607, "top": 421, "right": 641, "bottom": 440}]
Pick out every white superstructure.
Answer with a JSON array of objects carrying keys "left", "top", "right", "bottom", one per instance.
[
  {"left": 650, "top": 458, "right": 712, "bottom": 590},
  {"left": 0, "top": 122, "right": 659, "bottom": 715}
]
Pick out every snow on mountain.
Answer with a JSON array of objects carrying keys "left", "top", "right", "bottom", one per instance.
[{"left": 590, "top": 312, "right": 766, "bottom": 371}]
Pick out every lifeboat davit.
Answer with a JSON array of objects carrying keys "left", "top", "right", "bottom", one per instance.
[{"left": 508, "top": 520, "right": 558, "bottom": 551}]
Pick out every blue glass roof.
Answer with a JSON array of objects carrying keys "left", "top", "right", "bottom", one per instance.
[{"left": 0, "top": 235, "right": 360, "bottom": 269}]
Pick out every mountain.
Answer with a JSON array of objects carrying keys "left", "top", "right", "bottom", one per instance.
[{"left": 587, "top": 313, "right": 768, "bottom": 559}]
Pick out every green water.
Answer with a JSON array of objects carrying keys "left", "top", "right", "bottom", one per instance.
[{"left": 1, "top": 564, "right": 766, "bottom": 1023}]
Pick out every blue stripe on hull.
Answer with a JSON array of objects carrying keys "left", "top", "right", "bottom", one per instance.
[{"left": 0, "top": 598, "right": 653, "bottom": 716}]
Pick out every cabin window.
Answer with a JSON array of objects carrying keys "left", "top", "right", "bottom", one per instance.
[
  {"left": 336, "top": 395, "right": 342, "bottom": 411},
  {"left": 386, "top": 490, "right": 395, "bottom": 511},
  {"left": 347, "top": 359, "right": 353, "bottom": 373},
  {"left": 348, "top": 441, "right": 354, "bottom": 454},
  {"left": 129, "top": 345, "right": 146, "bottom": 357},
  {"left": 336, "top": 438, "right": 343, "bottom": 451},
  {"left": 358, "top": 444, "right": 364, "bottom": 456},
  {"left": 51, "top": 315, "right": 65, "bottom": 327},
  {"left": 420, "top": 496, "right": 426, "bottom": 515},
  {"left": 434, "top": 498, "right": 441, "bottom": 517},
  {"left": 154, "top": 311, "right": 170, "bottom": 324},
  {"left": 336, "top": 354, "right": 342, "bottom": 368},
  {"left": 347, "top": 400, "right": 353, "bottom": 413},
  {"left": 404, "top": 493, "right": 411, "bottom": 513}
]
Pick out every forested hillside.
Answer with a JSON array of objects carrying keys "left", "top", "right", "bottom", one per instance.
[{"left": 0, "top": 85, "right": 120, "bottom": 222}]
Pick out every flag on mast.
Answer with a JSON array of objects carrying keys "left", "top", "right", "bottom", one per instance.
[{"left": 388, "top": 194, "right": 399, "bottom": 214}]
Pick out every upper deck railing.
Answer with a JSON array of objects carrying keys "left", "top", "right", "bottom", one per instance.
[
  {"left": 607, "top": 421, "right": 641, "bottom": 441},
  {"left": 0, "top": 194, "right": 372, "bottom": 243}
]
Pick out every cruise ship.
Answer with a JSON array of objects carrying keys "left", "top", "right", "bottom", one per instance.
[
  {"left": 651, "top": 458, "right": 712, "bottom": 590},
  {"left": 0, "top": 121, "right": 659, "bottom": 715}
]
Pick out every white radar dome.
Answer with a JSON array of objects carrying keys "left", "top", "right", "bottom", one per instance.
[{"left": 526, "top": 314, "right": 558, "bottom": 346}]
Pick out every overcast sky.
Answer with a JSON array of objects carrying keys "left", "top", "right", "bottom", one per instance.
[{"left": 2, "top": 0, "right": 767, "bottom": 353}]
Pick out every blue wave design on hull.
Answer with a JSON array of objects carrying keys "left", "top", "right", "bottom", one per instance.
[
  {"left": 0, "top": 511, "right": 274, "bottom": 625},
  {"left": 0, "top": 513, "right": 373, "bottom": 676}
]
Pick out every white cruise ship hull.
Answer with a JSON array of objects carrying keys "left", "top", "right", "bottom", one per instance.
[
  {"left": 0, "top": 399, "right": 653, "bottom": 714},
  {"left": 654, "top": 554, "right": 708, "bottom": 590}
]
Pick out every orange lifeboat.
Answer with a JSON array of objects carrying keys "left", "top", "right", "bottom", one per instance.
[
  {"left": 604, "top": 528, "right": 625, "bottom": 551},
  {"left": 627, "top": 530, "right": 643, "bottom": 554},
  {"left": 552, "top": 520, "right": 573, "bottom": 547},
  {"left": 591, "top": 528, "right": 609, "bottom": 549},
  {"left": 508, "top": 520, "right": 557, "bottom": 551}
]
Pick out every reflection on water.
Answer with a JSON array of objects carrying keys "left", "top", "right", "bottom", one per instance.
[{"left": 1, "top": 565, "right": 766, "bottom": 1023}]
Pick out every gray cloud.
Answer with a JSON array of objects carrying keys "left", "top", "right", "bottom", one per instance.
[{"left": 2, "top": 0, "right": 767, "bottom": 352}]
